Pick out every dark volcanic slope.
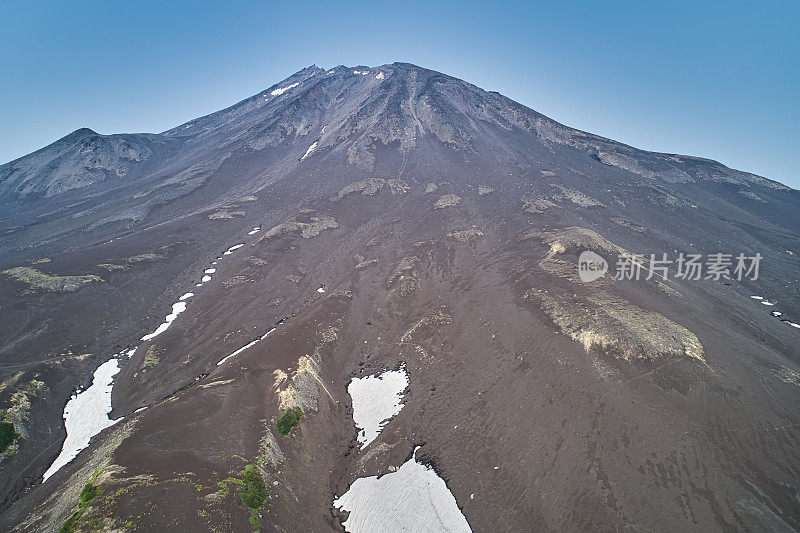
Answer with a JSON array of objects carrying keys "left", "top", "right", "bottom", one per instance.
[{"left": 1, "top": 63, "right": 799, "bottom": 532}]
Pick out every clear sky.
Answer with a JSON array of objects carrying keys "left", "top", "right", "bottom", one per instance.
[{"left": 1, "top": 1, "right": 798, "bottom": 188}]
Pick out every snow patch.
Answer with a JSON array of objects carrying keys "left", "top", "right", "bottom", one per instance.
[
  {"left": 223, "top": 243, "right": 245, "bottom": 255},
  {"left": 43, "top": 358, "right": 122, "bottom": 481},
  {"left": 751, "top": 296, "right": 764, "bottom": 300},
  {"left": 141, "top": 301, "right": 188, "bottom": 341},
  {"left": 201, "top": 275, "right": 212, "bottom": 283},
  {"left": 376, "top": 71, "right": 385, "bottom": 80},
  {"left": 179, "top": 292, "right": 194, "bottom": 301},
  {"left": 217, "top": 328, "right": 276, "bottom": 366},
  {"left": 353, "top": 70, "right": 369, "bottom": 75},
  {"left": 333, "top": 447, "right": 471, "bottom": 533},
  {"left": 347, "top": 366, "right": 408, "bottom": 448},
  {"left": 270, "top": 82, "right": 299, "bottom": 96},
  {"left": 217, "top": 339, "right": 259, "bottom": 366},
  {"left": 301, "top": 141, "right": 318, "bottom": 160},
  {"left": 761, "top": 301, "right": 775, "bottom": 306}
]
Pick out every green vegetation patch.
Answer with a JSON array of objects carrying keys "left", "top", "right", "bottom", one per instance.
[
  {"left": 0, "top": 420, "right": 20, "bottom": 453},
  {"left": 239, "top": 464, "right": 269, "bottom": 512},
  {"left": 215, "top": 464, "right": 270, "bottom": 530},
  {"left": 1, "top": 378, "right": 47, "bottom": 457},
  {"left": 237, "top": 464, "right": 269, "bottom": 530},
  {"left": 2, "top": 266, "right": 102, "bottom": 293},
  {"left": 275, "top": 406, "right": 302, "bottom": 436},
  {"left": 216, "top": 481, "right": 230, "bottom": 496},
  {"left": 59, "top": 471, "right": 104, "bottom": 533},
  {"left": 141, "top": 346, "right": 160, "bottom": 370}
]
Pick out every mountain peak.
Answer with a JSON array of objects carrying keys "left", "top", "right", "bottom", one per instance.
[
  {"left": 70, "top": 127, "right": 98, "bottom": 137},
  {"left": 4, "top": 62, "right": 796, "bottom": 202},
  {"left": 110, "top": 62, "right": 796, "bottom": 195}
]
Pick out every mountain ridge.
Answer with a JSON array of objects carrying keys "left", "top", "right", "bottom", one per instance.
[{"left": 2, "top": 63, "right": 793, "bottom": 199}]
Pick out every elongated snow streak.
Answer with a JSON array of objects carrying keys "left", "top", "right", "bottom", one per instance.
[
  {"left": 347, "top": 366, "right": 408, "bottom": 448},
  {"left": 301, "top": 141, "right": 318, "bottom": 160},
  {"left": 140, "top": 301, "right": 187, "bottom": 341},
  {"left": 217, "top": 328, "right": 276, "bottom": 366},
  {"left": 333, "top": 447, "right": 472, "bottom": 533},
  {"left": 45, "top": 231, "right": 274, "bottom": 481},
  {"left": 248, "top": 227, "right": 261, "bottom": 235},
  {"left": 43, "top": 359, "right": 122, "bottom": 481},
  {"left": 751, "top": 295, "right": 764, "bottom": 300},
  {"left": 270, "top": 82, "right": 299, "bottom": 96},
  {"left": 223, "top": 243, "right": 245, "bottom": 255},
  {"left": 45, "top": 231, "right": 274, "bottom": 478}
]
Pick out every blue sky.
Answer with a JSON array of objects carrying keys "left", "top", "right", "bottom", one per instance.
[{"left": 1, "top": 1, "right": 798, "bottom": 188}]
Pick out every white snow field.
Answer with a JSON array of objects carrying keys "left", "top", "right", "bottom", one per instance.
[
  {"left": 333, "top": 447, "right": 471, "bottom": 532},
  {"left": 43, "top": 358, "right": 122, "bottom": 481},
  {"left": 347, "top": 366, "right": 409, "bottom": 448}
]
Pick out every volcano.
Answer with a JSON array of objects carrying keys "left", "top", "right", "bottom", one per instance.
[{"left": 1, "top": 63, "right": 799, "bottom": 532}]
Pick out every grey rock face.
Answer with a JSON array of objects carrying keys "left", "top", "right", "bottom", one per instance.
[{"left": 0, "top": 129, "right": 174, "bottom": 198}]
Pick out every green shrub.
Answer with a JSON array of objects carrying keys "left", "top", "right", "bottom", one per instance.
[
  {"left": 0, "top": 421, "right": 19, "bottom": 453},
  {"left": 59, "top": 513, "right": 80, "bottom": 533},
  {"left": 275, "top": 407, "right": 302, "bottom": 436},
  {"left": 79, "top": 482, "right": 101, "bottom": 504},
  {"left": 59, "top": 478, "right": 102, "bottom": 533},
  {"left": 239, "top": 464, "right": 269, "bottom": 511}
]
